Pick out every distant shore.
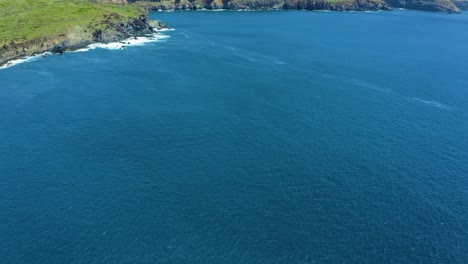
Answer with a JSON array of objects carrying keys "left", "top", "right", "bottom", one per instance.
[
  {"left": 136, "top": 0, "right": 392, "bottom": 13},
  {"left": 133, "top": 0, "right": 466, "bottom": 14},
  {"left": 1, "top": 0, "right": 466, "bottom": 68}
]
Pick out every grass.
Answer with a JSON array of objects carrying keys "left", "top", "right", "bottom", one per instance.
[
  {"left": 0, "top": 0, "right": 145, "bottom": 46},
  {"left": 134, "top": 0, "right": 384, "bottom": 8}
]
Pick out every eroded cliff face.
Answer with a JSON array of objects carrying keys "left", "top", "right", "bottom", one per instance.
[
  {"left": 134, "top": 0, "right": 390, "bottom": 11},
  {"left": 133, "top": 0, "right": 466, "bottom": 12},
  {"left": 283, "top": 0, "right": 390, "bottom": 11},
  {"left": 383, "top": 0, "right": 460, "bottom": 13},
  {"left": 0, "top": 14, "right": 165, "bottom": 67}
]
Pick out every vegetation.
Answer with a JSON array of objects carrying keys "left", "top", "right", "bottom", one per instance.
[
  {"left": 132, "top": 0, "right": 465, "bottom": 12},
  {"left": 131, "top": 0, "right": 389, "bottom": 11},
  {"left": 0, "top": 0, "right": 145, "bottom": 46},
  {"left": 384, "top": 0, "right": 460, "bottom": 13}
]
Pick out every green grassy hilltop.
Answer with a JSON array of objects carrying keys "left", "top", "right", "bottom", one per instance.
[
  {"left": 0, "top": 0, "right": 144, "bottom": 46},
  {"left": 0, "top": 0, "right": 167, "bottom": 66}
]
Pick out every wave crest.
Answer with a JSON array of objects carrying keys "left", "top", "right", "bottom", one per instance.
[
  {"left": 1, "top": 33, "right": 170, "bottom": 70},
  {"left": 413, "top": 98, "right": 449, "bottom": 110}
]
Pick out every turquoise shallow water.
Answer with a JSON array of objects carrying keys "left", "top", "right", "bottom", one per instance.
[{"left": 1, "top": 10, "right": 468, "bottom": 263}]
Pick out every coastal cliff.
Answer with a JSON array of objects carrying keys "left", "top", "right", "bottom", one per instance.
[
  {"left": 0, "top": 0, "right": 166, "bottom": 67},
  {"left": 384, "top": 0, "right": 460, "bottom": 13},
  {"left": 1, "top": 0, "right": 465, "bottom": 67},
  {"left": 132, "top": 0, "right": 391, "bottom": 11},
  {"left": 132, "top": 0, "right": 466, "bottom": 12}
]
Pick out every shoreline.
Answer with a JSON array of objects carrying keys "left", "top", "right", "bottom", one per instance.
[
  {"left": 0, "top": 0, "right": 170, "bottom": 69},
  {"left": 134, "top": 0, "right": 466, "bottom": 13},
  {"left": 1, "top": 7, "right": 464, "bottom": 69},
  {"left": 0, "top": 15, "right": 169, "bottom": 69},
  {"left": 0, "top": 29, "right": 172, "bottom": 70},
  {"left": 152, "top": 8, "right": 390, "bottom": 12},
  {"left": 143, "top": 5, "right": 392, "bottom": 13}
]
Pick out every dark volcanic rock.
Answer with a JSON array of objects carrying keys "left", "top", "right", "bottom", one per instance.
[
  {"left": 51, "top": 41, "right": 70, "bottom": 54},
  {"left": 93, "top": 29, "right": 103, "bottom": 42}
]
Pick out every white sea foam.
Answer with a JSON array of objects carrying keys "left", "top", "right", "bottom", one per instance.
[
  {"left": 196, "top": 9, "right": 227, "bottom": 12},
  {"left": 350, "top": 79, "right": 392, "bottom": 93},
  {"left": 413, "top": 98, "right": 449, "bottom": 110},
  {"left": 1, "top": 33, "right": 170, "bottom": 70},
  {"left": 155, "top": 28, "right": 175, "bottom": 32},
  {"left": 274, "top": 60, "right": 286, "bottom": 65},
  {"left": 0, "top": 52, "right": 52, "bottom": 70},
  {"left": 86, "top": 33, "right": 170, "bottom": 50}
]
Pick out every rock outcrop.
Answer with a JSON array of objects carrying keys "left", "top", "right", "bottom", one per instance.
[
  {"left": 132, "top": 0, "right": 391, "bottom": 11},
  {"left": 132, "top": 0, "right": 465, "bottom": 12},
  {"left": 283, "top": 0, "right": 391, "bottom": 11},
  {"left": 384, "top": 0, "right": 460, "bottom": 13},
  {"left": 0, "top": 14, "right": 166, "bottom": 67}
]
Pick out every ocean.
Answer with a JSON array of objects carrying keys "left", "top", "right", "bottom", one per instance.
[{"left": 0, "top": 10, "right": 467, "bottom": 263}]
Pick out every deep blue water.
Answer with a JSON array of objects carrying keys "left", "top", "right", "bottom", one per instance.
[{"left": 1, "top": 10, "right": 468, "bottom": 263}]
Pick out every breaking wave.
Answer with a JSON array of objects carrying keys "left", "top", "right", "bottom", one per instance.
[{"left": 1, "top": 33, "right": 170, "bottom": 70}]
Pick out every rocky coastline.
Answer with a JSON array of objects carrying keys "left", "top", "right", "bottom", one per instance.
[
  {"left": 384, "top": 0, "right": 461, "bottom": 13},
  {"left": 132, "top": 0, "right": 466, "bottom": 13},
  {"left": 1, "top": 0, "right": 466, "bottom": 68},
  {"left": 135, "top": 0, "right": 391, "bottom": 12},
  {"left": 0, "top": 13, "right": 167, "bottom": 68}
]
